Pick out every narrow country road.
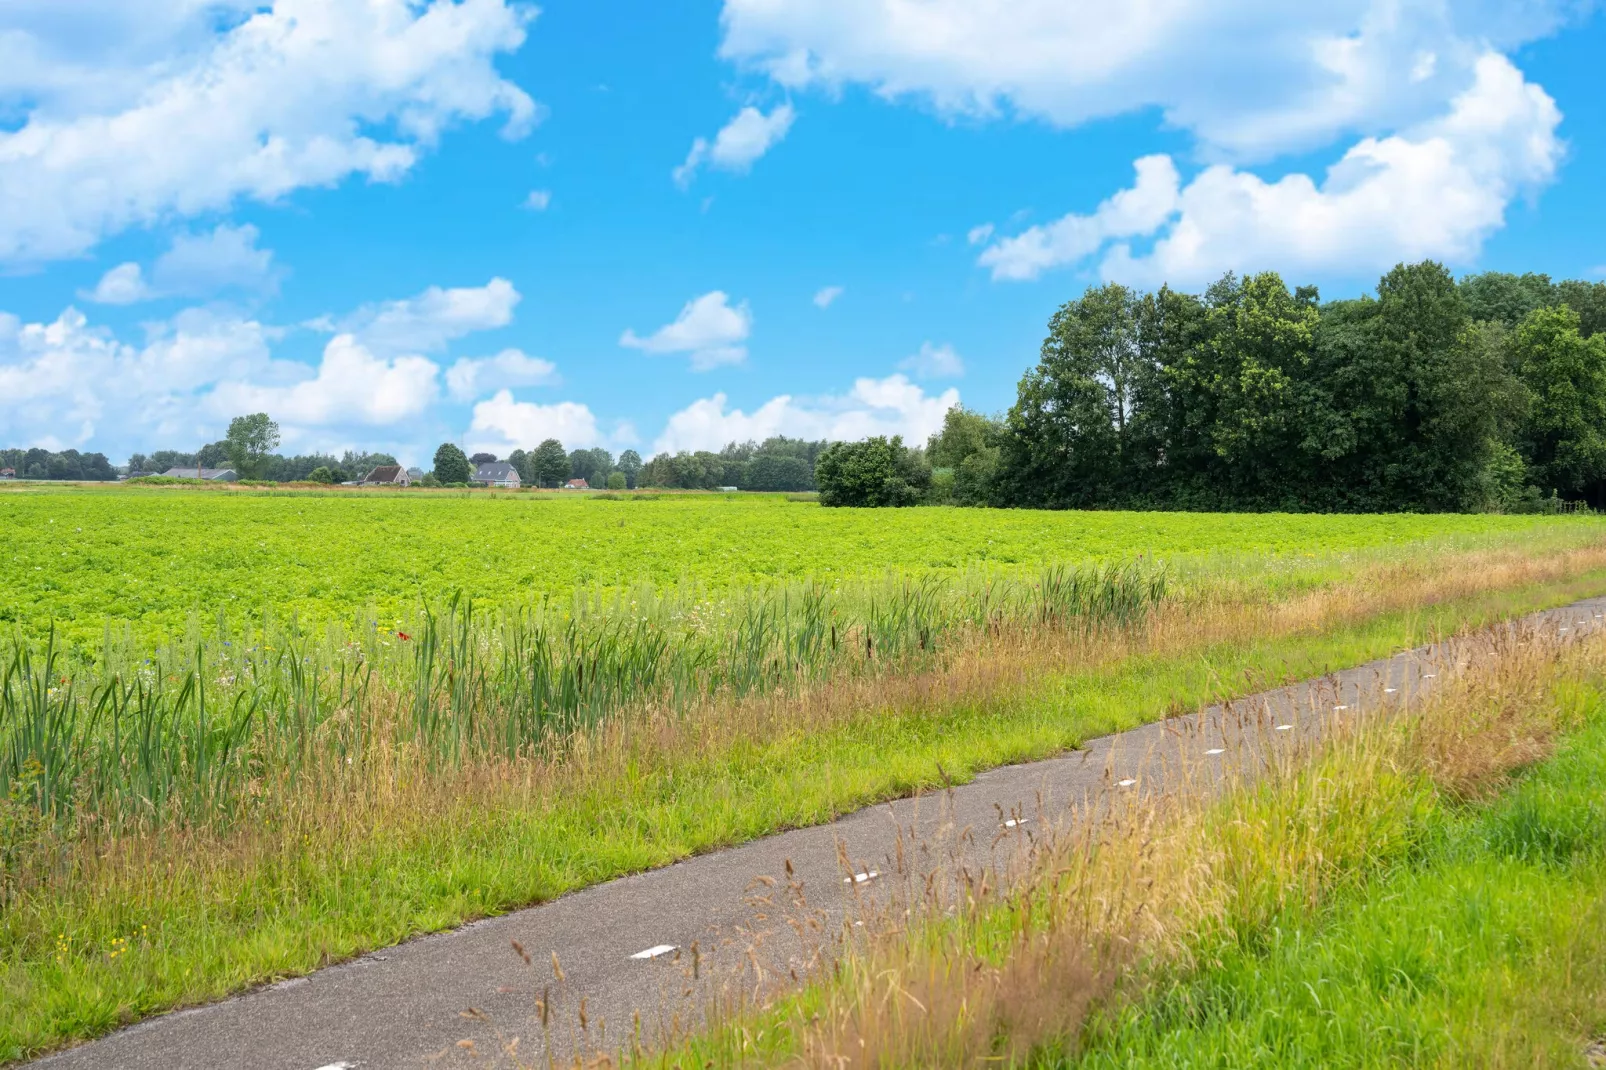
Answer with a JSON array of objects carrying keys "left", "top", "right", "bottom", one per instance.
[{"left": 32, "top": 597, "right": 1606, "bottom": 1070}]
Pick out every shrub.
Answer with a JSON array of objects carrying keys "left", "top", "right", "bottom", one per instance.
[
  {"left": 607, "top": 471, "right": 627, "bottom": 491},
  {"left": 815, "top": 436, "right": 931, "bottom": 507}
]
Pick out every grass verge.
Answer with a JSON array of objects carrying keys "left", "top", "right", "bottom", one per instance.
[
  {"left": 657, "top": 590, "right": 1606, "bottom": 1068},
  {"left": 6, "top": 540, "right": 1606, "bottom": 1061}
]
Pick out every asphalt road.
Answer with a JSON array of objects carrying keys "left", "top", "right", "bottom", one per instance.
[{"left": 32, "top": 596, "right": 1606, "bottom": 1070}]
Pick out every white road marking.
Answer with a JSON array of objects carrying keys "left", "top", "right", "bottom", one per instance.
[
  {"left": 1117, "top": 778, "right": 1137, "bottom": 787},
  {"left": 1334, "top": 705, "right": 1349, "bottom": 711},
  {"left": 1275, "top": 724, "right": 1294, "bottom": 732},
  {"left": 630, "top": 944, "right": 677, "bottom": 960},
  {"left": 1002, "top": 818, "right": 1030, "bottom": 828},
  {"left": 1422, "top": 673, "right": 1436, "bottom": 679},
  {"left": 844, "top": 870, "right": 880, "bottom": 884},
  {"left": 313, "top": 1064, "right": 357, "bottom": 1070},
  {"left": 1385, "top": 688, "right": 1398, "bottom": 693},
  {"left": 1205, "top": 748, "right": 1225, "bottom": 756}
]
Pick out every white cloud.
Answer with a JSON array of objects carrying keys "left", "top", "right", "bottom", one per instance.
[
  {"left": 0, "top": 275, "right": 536, "bottom": 461},
  {"left": 445, "top": 347, "right": 559, "bottom": 401},
  {"left": 654, "top": 373, "right": 958, "bottom": 454},
  {"left": 209, "top": 335, "right": 439, "bottom": 426},
  {"left": 621, "top": 291, "right": 752, "bottom": 371},
  {"left": 86, "top": 262, "right": 152, "bottom": 305},
  {"left": 718, "top": 0, "right": 1572, "bottom": 160},
  {"left": 326, "top": 277, "right": 520, "bottom": 355},
  {"left": 674, "top": 103, "right": 795, "bottom": 186},
  {"left": 813, "top": 284, "right": 844, "bottom": 308},
  {"left": 523, "top": 189, "right": 552, "bottom": 210},
  {"left": 979, "top": 155, "right": 1181, "bottom": 281},
  {"left": 466, "top": 389, "right": 604, "bottom": 453},
  {"left": 86, "top": 223, "right": 278, "bottom": 304},
  {"left": 899, "top": 341, "right": 965, "bottom": 379},
  {"left": 966, "top": 223, "right": 994, "bottom": 246},
  {"left": 981, "top": 54, "right": 1562, "bottom": 287},
  {"left": 0, "top": 0, "right": 538, "bottom": 263}
]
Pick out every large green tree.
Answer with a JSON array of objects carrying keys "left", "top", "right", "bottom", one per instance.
[
  {"left": 1511, "top": 305, "right": 1606, "bottom": 503},
  {"left": 432, "top": 442, "right": 472, "bottom": 485},
  {"left": 815, "top": 436, "right": 929, "bottom": 507},
  {"left": 531, "top": 439, "right": 569, "bottom": 487},
  {"left": 616, "top": 449, "right": 643, "bottom": 489},
  {"left": 224, "top": 413, "right": 280, "bottom": 479}
]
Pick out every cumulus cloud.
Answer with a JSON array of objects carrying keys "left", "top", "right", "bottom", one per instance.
[
  {"left": 523, "top": 189, "right": 552, "bottom": 210},
  {"left": 323, "top": 277, "right": 520, "bottom": 356},
  {"left": 465, "top": 390, "right": 605, "bottom": 454},
  {"left": 718, "top": 0, "right": 1572, "bottom": 159},
  {"left": 966, "top": 223, "right": 994, "bottom": 246},
  {"left": 0, "top": 0, "right": 538, "bottom": 263},
  {"left": 899, "top": 341, "right": 965, "bottom": 379},
  {"left": 0, "top": 275, "right": 539, "bottom": 461},
  {"left": 654, "top": 373, "right": 958, "bottom": 454},
  {"left": 674, "top": 103, "right": 795, "bottom": 186},
  {"left": 813, "top": 285, "right": 844, "bottom": 308},
  {"left": 979, "top": 54, "right": 1563, "bottom": 287},
  {"left": 445, "top": 347, "right": 559, "bottom": 401},
  {"left": 621, "top": 291, "right": 752, "bottom": 371},
  {"left": 86, "top": 223, "right": 278, "bottom": 304}
]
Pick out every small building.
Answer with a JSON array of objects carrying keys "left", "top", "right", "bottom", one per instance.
[
  {"left": 161, "top": 467, "right": 238, "bottom": 481},
  {"left": 564, "top": 478, "right": 589, "bottom": 490},
  {"left": 475, "top": 461, "right": 522, "bottom": 488},
  {"left": 362, "top": 464, "right": 410, "bottom": 487},
  {"left": 0, "top": 467, "right": 14, "bottom": 480},
  {"left": 717, "top": 486, "right": 739, "bottom": 492}
]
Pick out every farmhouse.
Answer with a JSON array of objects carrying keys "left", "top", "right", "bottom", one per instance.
[
  {"left": 362, "top": 464, "right": 410, "bottom": 487},
  {"left": 0, "top": 467, "right": 14, "bottom": 479},
  {"left": 475, "top": 461, "right": 522, "bottom": 488},
  {"left": 564, "top": 478, "right": 589, "bottom": 490},
  {"left": 162, "top": 467, "right": 238, "bottom": 481}
]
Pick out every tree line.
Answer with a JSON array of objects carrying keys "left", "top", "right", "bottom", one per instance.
[
  {"left": 426, "top": 436, "right": 825, "bottom": 491},
  {"left": 817, "top": 263, "right": 1606, "bottom": 512}
]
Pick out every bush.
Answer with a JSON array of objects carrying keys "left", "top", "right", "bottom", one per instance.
[
  {"left": 432, "top": 443, "right": 472, "bottom": 486},
  {"left": 416, "top": 473, "right": 441, "bottom": 488},
  {"left": 607, "top": 471, "right": 627, "bottom": 490},
  {"left": 815, "top": 436, "right": 930, "bottom": 507},
  {"left": 307, "top": 466, "right": 334, "bottom": 484}
]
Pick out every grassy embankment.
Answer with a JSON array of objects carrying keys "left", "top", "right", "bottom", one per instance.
[
  {"left": 661, "top": 603, "right": 1606, "bottom": 1068},
  {"left": 1, "top": 502, "right": 1605, "bottom": 1060}
]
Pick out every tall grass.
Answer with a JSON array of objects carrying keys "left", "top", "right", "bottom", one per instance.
[
  {"left": 659, "top": 613, "right": 1606, "bottom": 1069},
  {"left": 0, "top": 562, "right": 1163, "bottom": 833}
]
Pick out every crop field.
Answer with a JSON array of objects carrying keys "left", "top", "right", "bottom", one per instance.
[
  {"left": 3, "top": 484, "right": 1606, "bottom": 1061},
  {"left": 0, "top": 483, "right": 1589, "bottom": 646}
]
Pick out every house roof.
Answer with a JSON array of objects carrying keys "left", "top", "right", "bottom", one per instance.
[
  {"left": 364, "top": 465, "right": 404, "bottom": 483},
  {"left": 475, "top": 461, "right": 519, "bottom": 481},
  {"left": 161, "top": 467, "right": 237, "bottom": 480},
  {"left": 565, "top": 478, "right": 589, "bottom": 489}
]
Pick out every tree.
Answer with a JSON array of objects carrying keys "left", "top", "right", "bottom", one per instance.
[
  {"left": 470, "top": 452, "right": 498, "bottom": 464},
  {"left": 531, "top": 438, "right": 569, "bottom": 487},
  {"left": 815, "top": 436, "right": 929, "bottom": 507},
  {"left": 196, "top": 440, "right": 231, "bottom": 468},
  {"left": 617, "top": 449, "right": 642, "bottom": 489},
  {"left": 742, "top": 454, "right": 813, "bottom": 491},
  {"left": 1511, "top": 305, "right": 1606, "bottom": 503},
  {"left": 432, "top": 442, "right": 472, "bottom": 485},
  {"left": 1559, "top": 280, "right": 1606, "bottom": 339},
  {"left": 224, "top": 413, "right": 280, "bottom": 479},
  {"left": 508, "top": 448, "right": 532, "bottom": 485},
  {"left": 308, "top": 466, "right": 335, "bottom": 484},
  {"left": 606, "top": 471, "right": 627, "bottom": 490}
]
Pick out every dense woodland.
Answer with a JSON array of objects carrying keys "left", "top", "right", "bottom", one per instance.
[{"left": 819, "top": 263, "right": 1606, "bottom": 512}]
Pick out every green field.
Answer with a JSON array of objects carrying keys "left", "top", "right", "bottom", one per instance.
[
  {"left": 0, "top": 484, "right": 1589, "bottom": 646},
  {"left": 4, "top": 485, "right": 1606, "bottom": 1061}
]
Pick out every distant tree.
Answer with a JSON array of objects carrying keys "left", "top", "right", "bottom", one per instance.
[
  {"left": 617, "top": 449, "right": 643, "bottom": 489},
  {"left": 432, "top": 442, "right": 472, "bottom": 485},
  {"left": 127, "top": 453, "right": 150, "bottom": 474},
  {"left": 470, "top": 452, "right": 498, "bottom": 464},
  {"left": 815, "top": 436, "right": 929, "bottom": 507},
  {"left": 606, "top": 471, "right": 627, "bottom": 490},
  {"left": 508, "top": 448, "right": 532, "bottom": 485},
  {"left": 224, "top": 413, "right": 280, "bottom": 479},
  {"left": 148, "top": 449, "right": 196, "bottom": 473},
  {"left": 532, "top": 438, "right": 569, "bottom": 487},
  {"left": 341, "top": 451, "right": 398, "bottom": 480},
  {"left": 741, "top": 454, "right": 813, "bottom": 491},
  {"left": 1458, "top": 271, "right": 1557, "bottom": 328},
  {"left": 196, "top": 440, "right": 231, "bottom": 468},
  {"left": 307, "top": 466, "right": 335, "bottom": 484}
]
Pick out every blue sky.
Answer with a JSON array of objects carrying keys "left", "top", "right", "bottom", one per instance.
[{"left": 2, "top": 0, "right": 1603, "bottom": 467}]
